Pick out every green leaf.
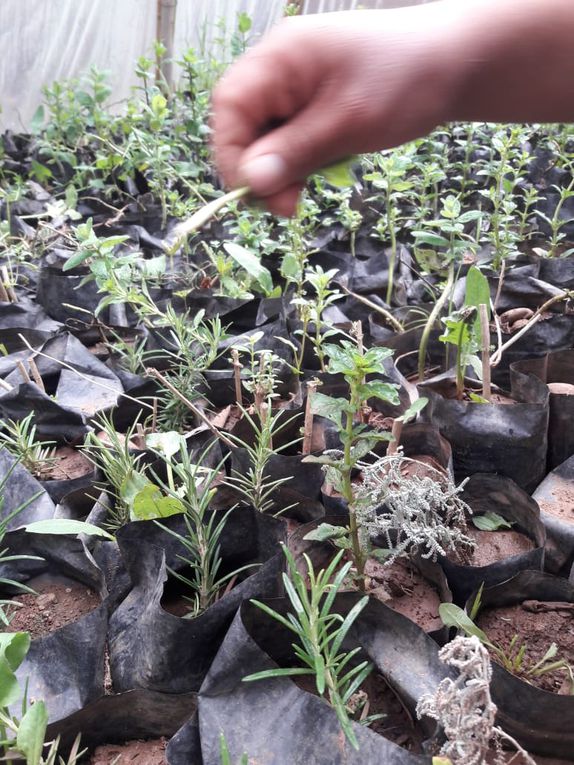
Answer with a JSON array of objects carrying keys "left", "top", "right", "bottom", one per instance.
[
  {"left": 24, "top": 519, "right": 114, "bottom": 540},
  {"left": 465, "top": 266, "right": 491, "bottom": 322},
  {"left": 412, "top": 231, "right": 450, "bottom": 248},
  {"left": 17, "top": 701, "right": 48, "bottom": 765},
  {"left": 356, "top": 380, "right": 400, "bottom": 405},
  {"left": 131, "top": 484, "right": 184, "bottom": 521},
  {"left": 317, "top": 157, "right": 357, "bottom": 188},
  {"left": 468, "top": 392, "right": 490, "bottom": 404},
  {"left": 370, "top": 548, "right": 393, "bottom": 564},
  {"left": 310, "top": 392, "right": 349, "bottom": 427},
  {"left": 237, "top": 11, "right": 252, "bottom": 33},
  {"left": 119, "top": 470, "right": 149, "bottom": 508},
  {"left": 439, "top": 603, "right": 491, "bottom": 644},
  {"left": 397, "top": 397, "right": 428, "bottom": 423},
  {"left": 471, "top": 512, "right": 513, "bottom": 531},
  {"left": 146, "top": 431, "right": 184, "bottom": 459},
  {"left": 243, "top": 667, "right": 312, "bottom": 682},
  {"left": 0, "top": 632, "right": 30, "bottom": 707},
  {"left": 223, "top": 242, "right": 274, "bottom": 296},
  {"left": 30, "top": 105, "right": 45, "bottom": 134},
  {"left": 62, "top": 249, "right": 92, "bottom": 272},
  {"left": 433, "top": 758, "right": 454, "bottom": 765},
  {"left": 303, "top": 523, "right": 348, "bottom": 543}
]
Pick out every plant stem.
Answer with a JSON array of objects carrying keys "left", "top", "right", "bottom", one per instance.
[
  {"left": 386, "top": 418, "right": 403, "bottom": 456},
  {"left": 418, "top": 261, "right": 455, "bottom": 382},
  {"left": 302, "top": 379, "right": 319, "bottom": 455},
  {"left": 231, "top": 349, "right": 243, "bottom": 407},
  {"left": 479, "top": 303, "right": 492, "bottom": 402},
  {"left": 385, "top": 203, "right": 397, "bottom": 305}
]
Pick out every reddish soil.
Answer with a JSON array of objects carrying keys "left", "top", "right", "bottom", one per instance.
[
  {"left": 364, "top": 557, "right": 442, "bottom": 633},
  {"left": 465, "top": 527, "right": 535, "bottom": 566},
  {"left": 6, "top": 577, "right": 100, "bottom": 639},
  {"left": 89, "top": 738, "right": 167, "bottom": 764},
  {"left": 477, "top": 601, "right": 574, "bottom": 694},
  {"left": 295, "top": 671, "right": 424, "bottom": 753},
  {"left": 537, "top": 476, "right": 574, "bottom": 523},
  {"left": 44, "top": 446, "right": 93, "bottom": 481}
]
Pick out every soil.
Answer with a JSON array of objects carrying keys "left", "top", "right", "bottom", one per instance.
[
  {"left": 364, "top": 556, "right": 442, "bottom": 633},
  {"left": 89, "top": 737, "right": 167, "bottom": 764},
  {"left": 465, "top": 527, "right": 535, "bottom": 567},
  {"left": 295, "top": 671, "right": 425, "bottom": 754},
  {"left": 6, "top": 575, "right": 100, "bottom": 639},
  {"left": 477, "top": 601, "right": 574, "bottom": 694},
  {"left": 43, "top": 446, "right": 93, "bottom": 481},
  {"left": 537, "top": 476, "right": 574, "bottom": 523}
]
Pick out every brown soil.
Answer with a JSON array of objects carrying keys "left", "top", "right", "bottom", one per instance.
[
  {"left": 89, "top": 738, "right": 167, "bottom": 764},
  {"left": 396, "top": 454, "right": 446, "bottom": 481},
  {"left": 477, "top": 601, "right": 574, "bottom": 694},
  {"left": 43, "top": 446, "right": 93, "bottom": 481},
  {"left": 295, "top": 671, "right": 424, "bottom": 753},
  {"left": 547, "top": 382, "right": 574, "bottom": 396},
  {"left": 537, "top": 476, "right": 574, "bottom": 523},
  {"left": 364, "top": 557, "right": 442, "bottom": 633},
  {"left": 6, "top": 576, "right": 100, "bottom": 639},
  {"left": 465, "top": 527, "right": 535, "bottom": 567}
]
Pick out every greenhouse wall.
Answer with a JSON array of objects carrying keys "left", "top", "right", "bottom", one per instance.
[{"left": 0, "top": 0, "right": 427, "bottom": 131}]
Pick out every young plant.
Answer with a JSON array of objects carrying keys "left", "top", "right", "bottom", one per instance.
[
  {"left": 226, "top": 408, "right": 300, "bottom": 515},
  {"left": 0, "top": 414, "right": 57, "bottom": 479},
  {"left": 414, "top": 197, "right": 482, "bottom": 382},
  {"left": 304, "top": 325, "right": 400, "bottom": 589},
  {"left": 439, "top": 601, "right": 574, "bottom": 694},
  {"left": 292, "top": 266, "right": 343, "bottom": 372},
  {"left": 439, "top": 266, "right": 491, "bottom": 400},
  {"left": 355, "top": 453, "right": 475, "bottom": 565},
  {"left": 0, "top": 631, "right": 85, "bottom": 765},
  {"left": 83, "top": 415, "right": 183, "bottom": 530},
  {"left": 535, "top": 175, "right": 574, "bottom": 258},
  {"left": 219, "top": 733, "right": 248, "bottom": 765},
  {"left": 154, "top": 443, "right": 255, "bottom": 618},
  {"left": 244, "top": 546, "right": 373, "bottom": 751}
]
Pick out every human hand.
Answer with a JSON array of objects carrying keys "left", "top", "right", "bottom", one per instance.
[{"left": 211, "top": 5, "right": 462, "bottom": 216}]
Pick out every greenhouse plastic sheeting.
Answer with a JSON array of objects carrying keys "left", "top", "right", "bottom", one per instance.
[
  {"left": 0, "top": 0, "right": 286, "bottom": 131},
  {"left": 0, "top": 0, "right": 427, "bottom": 131}
]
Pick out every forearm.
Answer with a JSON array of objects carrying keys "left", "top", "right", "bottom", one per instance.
[{"left": 447, "top": 0, "right": 574, "bottom": 123}]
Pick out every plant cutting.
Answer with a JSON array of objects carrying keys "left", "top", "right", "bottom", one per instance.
[
  {"left": 244, "top": 546, "right": 375, "bottom": 750},
  {"left": 0, "top": 414, "right": 57, "bottom": 479},
  {"left": 303, "top": 324, "right": 400, "bottom": 589}
]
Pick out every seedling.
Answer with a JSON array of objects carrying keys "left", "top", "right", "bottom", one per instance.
[
  {"left": 244, "top": 546, "right": 374, "bottom": 750},
  {"left": 439, "top": 602, "right": 574, "bottom": 694},
  {"left": 0, "top": 414, "right": 57, "bottom": 479},
  {"left": 304, "top": 325, "right": 400, "bottom": 588},
  {"left": 154, "top": 443, "right": 256, "bottom": 617}
]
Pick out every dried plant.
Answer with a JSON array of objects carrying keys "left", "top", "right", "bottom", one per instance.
[
  {"left": 355, "top": 452, "right": 475, "bottom": 564},
  {"left": 417, "top": 635, "right": 536, "bottom": 765}
]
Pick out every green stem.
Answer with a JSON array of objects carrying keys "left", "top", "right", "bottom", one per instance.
[
  {"left": 385, "top": 203, "right": 397, "bottom": 306},
  {"left": 418, "top": 261, "right": 455, "bottom": 382}
]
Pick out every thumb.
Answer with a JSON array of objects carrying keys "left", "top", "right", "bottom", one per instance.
[{"left": 239, "top": 101, "right": 350, "bottom": 198}]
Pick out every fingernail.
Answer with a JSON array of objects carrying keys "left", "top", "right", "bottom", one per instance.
[{"left": 240, "top": 154, "right": 286, "bottom": 195}]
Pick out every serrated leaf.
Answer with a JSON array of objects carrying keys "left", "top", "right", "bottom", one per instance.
[
  {"left": 24, "top": 519, "right": 114, "bottom": 540},
  {"left": 310, "top": 392, "right": 349, "bottom": 427},
  {"left": 303, "top": 523, "right": 348, "bottom": 542},
  {"left": 471, "top": 512, "right": 513, "bottom": 531}
]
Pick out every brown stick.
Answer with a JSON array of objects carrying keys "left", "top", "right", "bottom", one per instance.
[
  {"left": 386, "top": 418, "right": 403, "bottom": 456},
  {"left": 1, "top": 267, "right": 16, "bottom": 303},
  {"left": 302, "top": 379, "right": 319, "bottom": 456},
  {"left": 16, "top": 361, "right": 31, "bottom": 384},
  {"left": 0, "top": 377, "right": 13, "bottom": 392},
  {"left": 341, "top": 286, "right": 404, "bottom": 333},
  {"left": 0, "top": 278, "right": 9, "bottom": 303},
  {"left": 479, "top": 303, "right": 492, "bottom": 402},
  {"left": 145, "top": 368, "right": 234, "bottom": 448},
  {"left": 231, "top": 349, "right": 243, "bottom": 407},
  {"left": 27, "top": 358, "right": 45, "bottom": 392}
]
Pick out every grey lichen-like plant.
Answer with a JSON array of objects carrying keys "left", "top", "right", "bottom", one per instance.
[
  {"left": 416, "top": 635, "right": 536, "bottom": 765},
  {"left": 355, "top": 452, "right": 475, "bottom": 564}
]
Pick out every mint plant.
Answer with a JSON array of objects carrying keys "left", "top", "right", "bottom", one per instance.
[{"left": 304, "top": 325, "right": 400, "bottom": 589}]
